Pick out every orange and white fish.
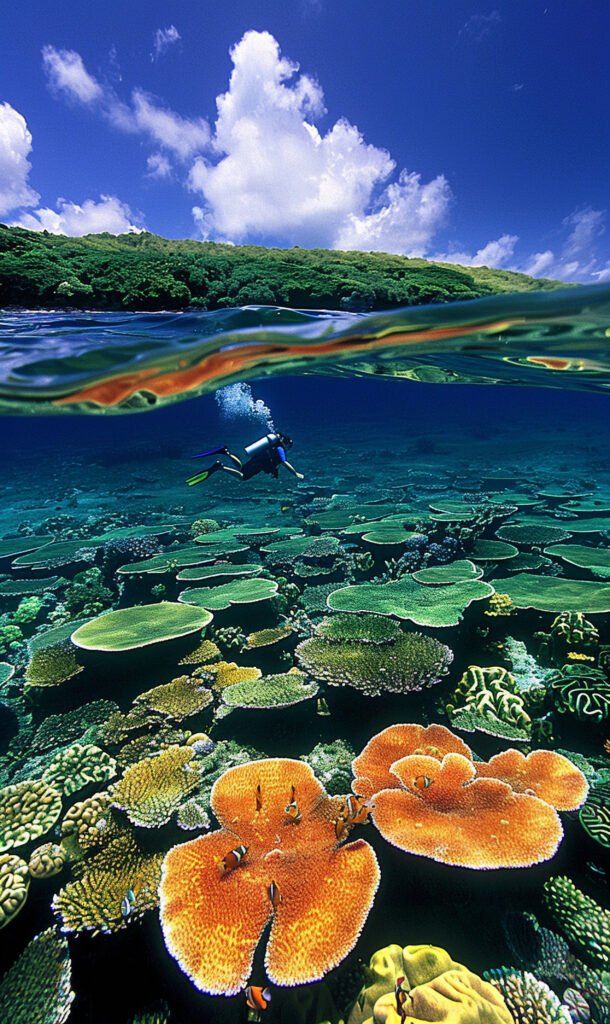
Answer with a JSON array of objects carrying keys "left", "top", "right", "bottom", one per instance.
[
  {"left": 256, "top": 784, "right": 263, "bottom": 812},
  {"left": 268, "top": 880, "right": 282, "bottom": 910},
  {"left": 217, "top": 844, "right": 248, "bottom": 876},
  {"left": 245, "top": 985, "right": 272, "bottom": 1011},
  {"left": 285, "top": 785, "right": 301, "bottom": 822},
  {"left": 344, "top": 794, "right": 373, "bottom": 825},
  {"left": 413, "top": 775, "right": 432, "bottom": 791},
  {"left": 335, "top": 816, "right": 350, "bottom": 842}
]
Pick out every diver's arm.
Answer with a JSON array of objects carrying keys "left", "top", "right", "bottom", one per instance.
[{"left": 282, "top": 461, "right": 304, "bottom": 481}]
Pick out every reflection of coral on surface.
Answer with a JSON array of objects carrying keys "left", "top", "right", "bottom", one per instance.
[
  {"left": 159, "top": 758, "right": 379, "bottom": 995},
  {"left": 352, "top": 723, "right": 587, "bottom": 868}
]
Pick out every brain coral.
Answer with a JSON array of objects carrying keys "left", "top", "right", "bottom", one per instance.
[
  {"left": 42, "top": 743, "right": 117, "bottom": 796},
  {"left": 0, "top": 779, "right": 63, "bottom": 853},
  {"left": 296, "top": 633, "right": 453, "bottom": 698},
  {"left": 159, "top": 758, "right": 380, "bottom": 995},
  {"left": 0, "top": 853, "right": 29, "bottom": 929},
  {"left": 0, "top": 927, "right": 74, "bottom": 1024},
  {"left": 109, "top": 745, "right": 200, "bottom": 828},
  {"left": 28, "top": 842, "right": 67, "bottom": 880}
]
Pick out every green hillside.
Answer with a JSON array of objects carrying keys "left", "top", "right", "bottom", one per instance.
[{"left": 0, "top": 224, "right": 566, "bottom": 312}]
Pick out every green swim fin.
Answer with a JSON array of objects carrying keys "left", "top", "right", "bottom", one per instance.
[{"left": 186, "top": 470, "right": 212, "bottom": 486}]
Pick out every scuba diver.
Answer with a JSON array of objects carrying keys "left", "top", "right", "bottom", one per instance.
[{"left": 186, "top": 432, "right": 304, "bottom": 486}]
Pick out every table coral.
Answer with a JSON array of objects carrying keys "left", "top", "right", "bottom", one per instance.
[
  {"left": 0, "top": 927, "right": 74, "bottom": 1024},
  {"left": 159, "top": 758, "right": 380, "bottom": 995},
  {"left": 222, "top": 671, "right": 318, "bottom": 709},
  {"left": 352, "top": 724, "right": 473, "bottom": 801},
  {"left": 372, "top": 752, "right": 564, "bottom": 868},
  {"left": 475, "top": 750, "right": 588, "bottom": 811},
  {"left": 109, "top": 745, "right": 200, "bottom": 828},
  {"left": 0, "top": 852, "right": 29, "bottom": 929},
  {"left": 132, "top": 675, "right": 213, "bottom": 722},
  {"left": 42, "top": 743, "right": 117, "bottom": 797},
  {"left": 0, "top": 778, "right": 63, "bottom": 853},
  {"left": 296, "top": 632, "right": 453, "bottom": 698}
]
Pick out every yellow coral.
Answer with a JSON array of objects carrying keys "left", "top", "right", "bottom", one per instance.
[
  {"left": 133, "top": 675, "right": 213, "bottom": 722},
  {"left": 484, "top": 593, "right": 515, "bottom": 618},
  {"left": 28, "top": 842, "right": 67, "bottom": 879},
  {"left": 197, "top": 660, "right": 262, "bottom": 691},
  {"left": 0, "top": 779, "right": 63, "bottom": 853},
  {"left": 179, "top": 638, "right": 221, "bottom": 665},
  {"left": 109, "top": 746, "right": 200, "bottom": 828}
]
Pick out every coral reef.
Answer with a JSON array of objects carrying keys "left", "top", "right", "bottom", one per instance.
[
  {"left": 42, "top": 743, "right": 117, "bottom": 796},
  {"left": 0, "top": 778, "right": 63, "bottom": 853},
  {"left": 0, "top": 927, "right": 74, "bottom": 1024},
  {"left": 484, "top": 967, "right": 572, "bottom": 1024},
  {"left": 544, "top": 876, "right": 610, "bottom": 968},
  {"left": 109, "top": 745, "right": 200, "bottom": 828},
  {"left": 0, "top": 852, "right": 29, "bottom": 928},
  {"left": 132, "top": 675, "right": 213, "bottom": 722},
  {"left": 222, "top": 671, "right": 318, "bottom": 709},
  {"left": 28, "top": 842, "right": 67, "bottom": 879}
]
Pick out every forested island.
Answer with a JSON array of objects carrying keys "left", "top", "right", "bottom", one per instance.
[{"left": 0, "top": 224, "right": 564, "bottom": 312}]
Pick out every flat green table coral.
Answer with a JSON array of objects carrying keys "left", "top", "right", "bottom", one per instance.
[
  {"left": 412, "top": 560, "right": 483, "bottom": 585},
  {"left": 72, "top": 602, "right": 212, "bottom": 651},
  {"left": 178, "top": 577, "right": 278, "bottom": 611},
  {"left": 544, "top": 543, "right": 610, "bottom": 578},
  {"left": 0, "top": 663, "right": 14, "bottom": 687},
  {"left": 501, "top": 573, "right": 610, "bottom": 613},
  {"left": 176, "top": 563, "right": 263, "bottom": 582},
  {"left": 222, "top": 671, "right": 318, "bottom": 709},
  {"left": 328, "top": 576, "right": 493, "bottom": 627}
]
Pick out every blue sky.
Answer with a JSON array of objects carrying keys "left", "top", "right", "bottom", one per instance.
[{"left": 1, "top": 0, "right": 609, "bottom": 281}]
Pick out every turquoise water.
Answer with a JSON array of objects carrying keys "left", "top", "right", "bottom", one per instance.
[{"left": 0, "top": 289, "right": 610, "bottom": 1024}]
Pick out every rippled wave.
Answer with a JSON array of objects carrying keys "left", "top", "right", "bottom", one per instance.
[{"left": 1, "top": 284, "right": 610, "bottom": 414}]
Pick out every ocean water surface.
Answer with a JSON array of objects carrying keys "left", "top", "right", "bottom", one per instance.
[{"left": 0, "top": 288, "right": 610, "bottom": 1024}]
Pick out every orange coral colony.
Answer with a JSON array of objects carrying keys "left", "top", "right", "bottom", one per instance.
[
  {"left": 474, "top": 749, "right": 589, "bottom": 811},
  {"left": 159, "top": 758, "right": 380, "bottom": 995},
  {"left": 351, "top": 723, "right": 473, "bottom": 801},
  {"left": 372, "top": 752, "right": 564, "bottom": 869}
]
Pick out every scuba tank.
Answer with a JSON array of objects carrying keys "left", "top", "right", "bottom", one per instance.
[{"left": 244, "top": 433, "right": 281, "bottom": 458}]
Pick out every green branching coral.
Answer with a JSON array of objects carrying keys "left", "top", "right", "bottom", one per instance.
[
  {"left": 64, "top": 567, "right": 113, "bottom": 618},
  {"left": 0, "top": 779, "right": 62, "bottom": 853},
  {"left": 42, "top": 743, "right": 117, "bottom": 797},
  {"left": 25, "top": 640, "right": 85, "bottom": 691},
  {"left": 132, "top": 676, "right": 213, "bottom": 723},
  {"left": 190, "top": 518, "right": 220, "bottom": 537},
  {"left": 548, "top": 664, "right": 610, "bottom": 722},
  {"left": 243, "top": 623, "right": 294, "bottom": 649},
  {"left": 0, "top": 621, "right": 23, "bottom": 656},
  {"left": 114, "top": 726, "right": 188, "bottom": 771},
  {"left": 109, "top": 745, "right": 200, "bottom": 828},
  {"left": 301, "top": 739, "right": 356, "bottom": 796},
  {"left": 28, "top": 842, "right": 67, "bottom": 880},
  {"left": 221, "top": 671, "right": 318, "bottom": 709},
  {"left": 13, "top": 596, "right": 44, "bottom": 624},
  {"left": 544, "top": 876, "right": 610, "bottom": 968},
  {"left": 446, "top": 665, "right": 541, "bottom": 741},
  {"left": 296, "top": 632, "right": 452, "bottom": 697},
  {"left": 0, "top": 927, "right": 74, "bottom": 1024},
  {"left": 315, "top": 612, "right": 401, "bottom": 644},
  {"left": 175, "top": 797, "right": 210, "bottom": 831},
  {"left": 178, "top": 638, "right": 221, "bottom": 666},
  {"left": 0, "top": 853, "right": 29, "bottom": 929},
  {"left": 484, "top": 968, "right": 572, "bottom": 1024}
]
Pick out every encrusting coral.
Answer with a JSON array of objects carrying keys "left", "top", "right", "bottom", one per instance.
[
  {"left": 109, "top": 745, "right": 200, "bottom": 828},
  {"left": 159, "top": 757, "right": 380, "bottom": 995},
  {"left": 0, "top": 778, "right": 63, "bottom": 853},
  {"left": 0, "top": 852, "right": 30, "bottom": 929}
]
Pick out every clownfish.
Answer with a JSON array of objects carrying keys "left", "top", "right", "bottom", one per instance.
[
  {"left": 268, "top": 880, "right": 282, "bottom": 910},
  {"left": 335, "top": 816, "right": 350, "bottom": 842},
  {"left": 285, "top": 785, "right": 301, "bottom": 822},
  {"left": 344, "top": 794, "right": 373, "bottom": 825},
  {"left": 218, "top": 844, "right": 248, "bottom": 876},
  {"left": 245, "top": 985, "right": 272, "bottom": 1011},
  {"left": 256, "top": 784, "right": 263, "bottom": 813},
  {"left": 413, "top": 775, "right": 432, "bottom": 790},
  {"left": 395, "top": 976, "right": 409, "bottom": 1020}
]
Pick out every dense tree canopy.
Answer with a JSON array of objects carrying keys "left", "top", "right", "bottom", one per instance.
[{"left": 0, "top": 225, "right": 564, "bottom": 312}]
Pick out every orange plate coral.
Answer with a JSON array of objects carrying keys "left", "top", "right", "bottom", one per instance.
[
  {"left": 474, "top": 749, "right": 588, "bottom": 811},
  {"left": 159, "top": 758, "right": 380, "bottom": 995},
  {"left": 352, "top": 724, "right": 473, "bottom": 801},
  {"left": 372, "top": 752, "right": 564, "bottom": 869}
]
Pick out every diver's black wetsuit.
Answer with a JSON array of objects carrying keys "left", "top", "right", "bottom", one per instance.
[{"left": 186, "top": 432, "right": 303, "bottom": 486}]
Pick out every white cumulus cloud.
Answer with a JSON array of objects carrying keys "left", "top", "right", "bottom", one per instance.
[
  {"left": 146, "top": 152, "right": 172, "bottom": 179},
  {"left": 13, "top": 194, "right": 142, "bottom": 235},
  {"left": 435, "top": 233, "right": 519, "bottom": 268},
  {"left": 0, "top": 102, "right": 40, "bottom": 216},
  {"left": 42, "top": 45, "right": 209, "bottom": 160},
  {"left": 189, "top": 30, "right": 450, "bottom": 252},
  {"left": 42, "top": 46, "right": 103, "bottom": 104},
  {"left": 152, "top": 25, "right": 181, "bottom": 62}
]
